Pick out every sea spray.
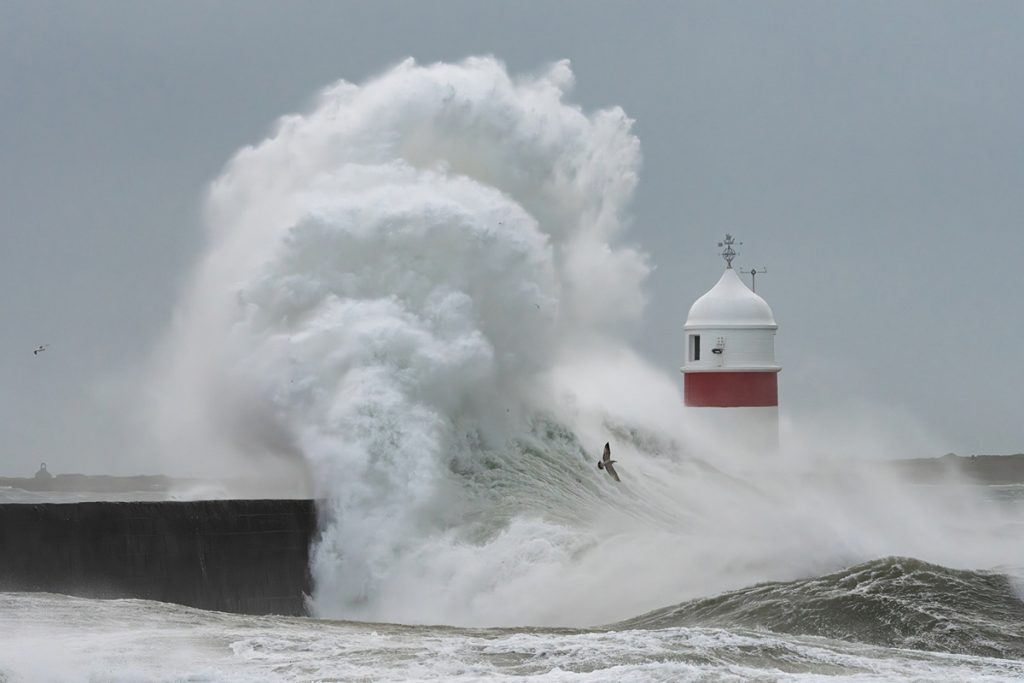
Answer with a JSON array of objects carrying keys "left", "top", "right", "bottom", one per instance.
[
  {"left": 154, "top": 56, "right": 1023, "bottom": 628},
  {"left": 153, "top": 57, "right": 669, "bottom": 624}
]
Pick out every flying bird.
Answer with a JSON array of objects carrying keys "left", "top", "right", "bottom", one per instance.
[
  {"left": 597, "top": 442, "right": 620, "bottom": 482},
  {"left": 33, "top": 344, "right": 48, "bottom": 356}
]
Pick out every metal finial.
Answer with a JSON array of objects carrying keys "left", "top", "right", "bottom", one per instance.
[
  {"left": 740, "top": 266, "right": 767, "bottom": 292},
  {"left": 718, "top": 234, "right": 742, "bottom": 268}
]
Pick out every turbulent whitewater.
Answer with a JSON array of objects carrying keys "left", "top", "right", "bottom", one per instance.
[
  {"left": 152, "top": 55, "right": 676, "bottom": 626},
  {"left": 147, "top": 54, "right": 1024, "bottom": 637},
  {"left": 3, "top": 563, "right": 1024, "bottom": 682},
  {"left": 1, "top": 56, "right": 1023, "bottom": 682}
]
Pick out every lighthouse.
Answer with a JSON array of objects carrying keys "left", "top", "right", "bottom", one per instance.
[{"left": 682, "top": 235, "right": 780, "bottom": 454}]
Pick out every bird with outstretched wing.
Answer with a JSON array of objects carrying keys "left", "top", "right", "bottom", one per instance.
[{"left": 597, "top": 442, "right": 620, "bottom": 482}]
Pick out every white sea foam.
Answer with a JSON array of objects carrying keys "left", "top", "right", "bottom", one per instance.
[
  {"left": 152, "top": 56, "right": 1023, "bottom": 628},
  {"left": 2, "top": 593, "right": 1023, "bottom": 683},
  {"left": 153, "top": 56, "right": 668, "bottom": 625}
]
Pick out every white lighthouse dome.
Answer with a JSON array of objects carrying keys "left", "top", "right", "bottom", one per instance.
[{"left": 685, "top": 268, "right": 776, "bottom": 329}]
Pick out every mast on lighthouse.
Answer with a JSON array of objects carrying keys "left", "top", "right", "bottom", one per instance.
[{"left": 682, "top": 235, "right": 780, "bottom": 454}]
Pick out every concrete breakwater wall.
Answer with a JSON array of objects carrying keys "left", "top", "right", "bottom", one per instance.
[{"left": 0, "top": 499, "right": 317, "bottom": 616}]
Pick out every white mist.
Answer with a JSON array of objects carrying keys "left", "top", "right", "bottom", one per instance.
[{"left": 153, "top": 56, "right": 1022, "bottom": 628}]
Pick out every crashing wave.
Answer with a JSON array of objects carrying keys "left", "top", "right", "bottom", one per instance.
[{"left": 618, "top": 556, "right": 1024, "bottom": 659}]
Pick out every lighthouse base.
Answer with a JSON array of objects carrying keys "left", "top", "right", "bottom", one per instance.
[{"left": 685, "top": 406, "right": 779, "bottom": 458}]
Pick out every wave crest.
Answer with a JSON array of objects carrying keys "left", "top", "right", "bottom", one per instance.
[{"left": 619, "top": 557, "right": 1024, "bottom": 659}]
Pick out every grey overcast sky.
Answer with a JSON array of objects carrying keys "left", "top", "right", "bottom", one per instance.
[{"left": 2, "top": 1, "right": 1022, "bottom": 475}]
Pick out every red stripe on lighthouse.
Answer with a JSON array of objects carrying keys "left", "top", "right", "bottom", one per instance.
[{"left": 684, "top": 372, "right": 778, "bottom": 407}]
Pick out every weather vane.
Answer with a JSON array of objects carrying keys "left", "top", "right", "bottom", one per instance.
[{"left": 718, "top": 234, "right": 742, "bottom": 268}]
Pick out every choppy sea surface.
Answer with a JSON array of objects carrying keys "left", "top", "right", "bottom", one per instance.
[
  {"left": 1, "top": 485, "right": 1022, "bottom": 683},
  {"left": 6, "top": 60, "right": 1023, "bottom": 681},
  {"left": 13, "top": 58, "right": 1009, "bottom": 681},
  {"left": 0, "top": 487, "right": 172, "bottom": 504},
  {"left": 1, "top": 557, "right": 1023, "bottom": 683}
]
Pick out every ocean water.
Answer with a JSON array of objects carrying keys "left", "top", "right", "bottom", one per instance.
[
  {"left": 1, "top": 485, "right": 1021, "bottom": 681},
  {"left": 0, "top": 487, "right": 172, "bottom": 504},
  {"left": 1, "top": 554, "right": 1023, "bottom": 682},
  {"left": 5, "top": 57, "right": 1021, "bottom": 681}
]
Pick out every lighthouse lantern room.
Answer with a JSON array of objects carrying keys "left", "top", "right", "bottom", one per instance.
[{"left": 682, "top": 235, "right": 780, "bottom": 453}]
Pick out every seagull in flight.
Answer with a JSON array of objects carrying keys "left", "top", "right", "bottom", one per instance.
[
  {"left": 33, "top": 344, "right": 49, "bottom": 356},
  {"left": 597, "top": 442, "right": 620, "bottom": 482}
]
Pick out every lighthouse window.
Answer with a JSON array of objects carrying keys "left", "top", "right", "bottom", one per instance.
[{"left": 690, "top": 334, "right": 700, "bottom": 361}]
